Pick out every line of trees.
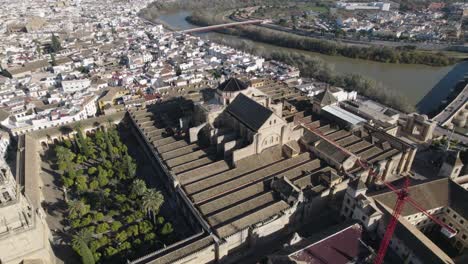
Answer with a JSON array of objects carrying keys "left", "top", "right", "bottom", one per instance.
[
  {"left": 139, "top": 0, "right": 289, "bottom": 17},
  {"left": 187, "top": 12, "right": 457, "bottom": 67},
  {"left": 212, "top": 37, "right": 416, "bottom": 113},
  {"left": 139, "top": 0, "right": 458, "bottom": 67},
  {"left": 138, "top": 0, "right": 299, "bottom": 24}
]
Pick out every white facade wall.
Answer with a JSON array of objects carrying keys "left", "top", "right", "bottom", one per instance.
[
  {"left": 142, "top": 53, "right": 153, "bottom": 63},
  {"left": 0, "top": 133, "right": 10, "bottom": 159},
  {"left": 83, "top": 96, "right": 98, "bottom": 117},
  {"left": 338, "top": 2, "right": 390, "bottom": 11},
  {"left": 82, "top": 58, "right": 94, "bottom": 67},
  {"left": 3, "top": 96, "right": 98, "bottom": 136},
  {"left": 61, "top": 79, "right": 91, "bottom": 93},
  {"left": 333, "top": 90, "right": 357, "bottom": 102}
]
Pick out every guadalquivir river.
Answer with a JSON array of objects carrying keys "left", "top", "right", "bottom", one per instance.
[{"left": 157, "top": 11, "right": 468, "bottom": 114}]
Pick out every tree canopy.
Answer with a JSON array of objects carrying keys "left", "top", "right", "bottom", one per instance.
[
  {"left": 51, "top": 34, "right": 62, "bottom": 53},
  {"left": 54, "top": 126, "right": 173, "bottom": 263}
]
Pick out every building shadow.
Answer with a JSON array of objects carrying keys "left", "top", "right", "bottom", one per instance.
[
  {"left": 42, "top": 167, "right": 64, "bottom": 187},
  {"left": 51, "top": 243, "right": 80, "bottom": 264},
  {"left": 416, "top": 61, "right": 468, "bottom": 115}
]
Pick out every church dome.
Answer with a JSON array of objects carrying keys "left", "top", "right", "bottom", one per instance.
[{"left": 217, "top": 78, "right": 248, "bottom": 92}]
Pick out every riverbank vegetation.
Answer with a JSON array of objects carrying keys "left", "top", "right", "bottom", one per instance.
[
  {"left": 140, "top": 0, "right": 457, "bottom": 66},
  {"left": 140, "top": 0, "right": 420, "bottom": 111},
  {"left": 212, "top": 37, "right": 416, "bottom": 113},
  {"left": 139, "top": 0, "right": 288, "bottom": 19},
  {"left": 187, "top": 11, "right": 456, "bottom": 67},
  {"left": 55, "top": 125, "right": 173, "bottom": 263}
]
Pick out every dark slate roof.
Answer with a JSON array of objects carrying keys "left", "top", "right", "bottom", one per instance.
[
  {"left": 218, "top": 78, "right": 248, "bottom": 92},
  {"left": 226, "top": 93, "right": 273, "bottom": 132},
  {"left": 315, "top": 139, "right": 350, "bottom": 163},
  {"left": 315, "top": 88, "right": 337, "bottom": 106}
]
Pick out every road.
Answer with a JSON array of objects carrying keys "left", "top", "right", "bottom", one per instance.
[{"left": 432, "top": 83, "right": 468, "bottom": 126}]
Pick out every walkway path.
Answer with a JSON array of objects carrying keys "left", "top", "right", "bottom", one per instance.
[{"left": 40, "top": 150, "right": 79, "bottom": 264}]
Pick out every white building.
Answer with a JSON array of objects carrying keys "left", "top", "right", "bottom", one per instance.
[
  {"left": 0, "top": 95, "right": 98, "bottom": 136},
  {"left": 337, "top": 2, "right": 391, "bottom": 11},
  {"left": 61, "top": 78, "right": 91, "bottom": 93},
  {"left": 0, "top": 131, "right": 10, "bottom": 163}
]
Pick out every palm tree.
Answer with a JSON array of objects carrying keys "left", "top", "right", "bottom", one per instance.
[
  {"left": 55, "top": 146, "right": 69, "bottom": 161},
  {"left": 72, "top": 228, "right": 92, "bottom": 247},
  {"left": 131, "top": 179, "right": 147, "bottom": 197},
  {"left": 142, "top": 188, "right": 164, "bottom": 223},
  {"left": 68, "top": 199, "right": 88, "bottom": 218},
  {"left": 55, "top": 146, "right": 75, "bottom": 172},
  {"left": 72, "top": 229, "right": 95, "bottom": 264}
]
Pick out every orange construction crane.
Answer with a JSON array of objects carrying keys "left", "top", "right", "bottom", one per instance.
[
  {"left": 372, "top": 176, "right": 457, "bottom": 264},
  {"left": 299, "top": 121, "right": 457, "bottom": 264}
]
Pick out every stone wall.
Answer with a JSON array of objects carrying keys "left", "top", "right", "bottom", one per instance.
[
  {"left": 0, "top": 209, "right": 55, "bottom": 264},
  {"left": 232, "top": 142, "right": 256, "bottom": 164},
  {"left": 34, "top": 112, "right": 125, "bottom": 146},
  {"left": 173, "top": 244, "right": 216, "bottom": 264}
]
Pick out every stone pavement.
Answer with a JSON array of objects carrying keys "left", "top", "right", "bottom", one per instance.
[{"left": 39, "top": 150, "right": 79, "bottom": 264}]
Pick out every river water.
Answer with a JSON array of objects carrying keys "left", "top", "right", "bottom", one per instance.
[{"left": 157, "top": 11, "right": 468, "bottom": 114}]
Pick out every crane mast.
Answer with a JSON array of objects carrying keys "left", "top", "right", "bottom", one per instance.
[
  {"left": 373, "top": 178, "right": 410, "bottom": 264},
  {"left": 298, "top": 120, "right": 457, "bottom": 264}
]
